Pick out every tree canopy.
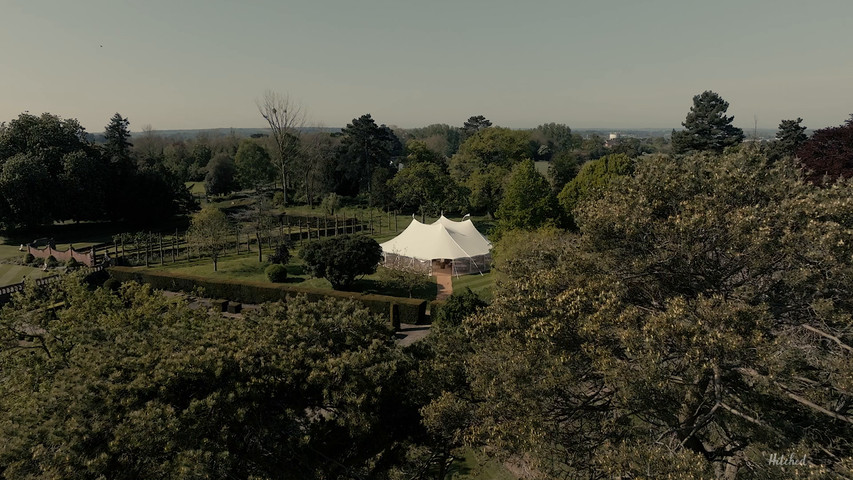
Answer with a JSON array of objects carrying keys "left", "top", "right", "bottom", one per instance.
[
  {"left": 796, "top": 116, "right": 853, "bottom": 184},
  {"left": 671, "top": 90, "right": 744, "bottom": 154},
  {"left": 459, "top": 151, "right": 853, "bottom": 478},
  {"left": 495, "top": 159, "right": 559, "bottom": 235},
  {"left": 0, "top": 278, "right": 418, "bottom": 479}
]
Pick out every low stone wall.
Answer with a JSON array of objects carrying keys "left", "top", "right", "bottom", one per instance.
[{"left": 26, "top": 242, "right": 96, "bottom": 266}]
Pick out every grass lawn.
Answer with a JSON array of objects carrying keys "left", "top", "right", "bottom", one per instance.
[
  {"left": 185, "top": 181, "right": 206, "bottom": 196},
  {"left": 452, "top": 271, "right": 495, "bottom": 302},
  {"left": 446, "top": 447, "right": 516, "bottom": 480},
  {"left": 0, "top": 264, "right": 49, "bottom": 286}
]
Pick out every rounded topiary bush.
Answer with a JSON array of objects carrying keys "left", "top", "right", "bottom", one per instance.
[
  {"left": 24, "top": 253, "right": 35, "bottom": 264},
  {"left": 45, "top": 256, "right": 59, "bottom": 268},
  {"left": 66, "top": 258, "right": 79, "bottom": 269},
  {"left": 103, "top": 277, "right": 121, "bottom": 292},
  {"left": 265, "top": 264, "right": 288, "bottom": 283}
]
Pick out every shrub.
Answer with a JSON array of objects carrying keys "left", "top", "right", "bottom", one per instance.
[
  {"left": 273, "top": 191, "right": 284, "bottom": 206},
  {"left": 103, "top": 277, "right": 121, "bottom": 291},
  {"left": 300, "top": 234, "right": 382, "bottom": 290},
  {"left": 267, "top": 244, "right": 291, "bottom": 265},
  {"left": 24, "top": 253, "right": 34, "bottom": 264},
  {"left": 66, "top": 258, "right": 79, "bottom": 269},
  {"left": 45, "top": 256, "right": 59, "bottom": 268},
  {"left": 433, "top": 287, "right": 486, "bottom": 330},
  {"left": 266, "top": 264, "right": 288, "bottom": 283}
]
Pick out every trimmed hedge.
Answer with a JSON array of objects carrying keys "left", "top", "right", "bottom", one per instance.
[{"left": 108, "top": 266, "right": 426, "bottom": 326}]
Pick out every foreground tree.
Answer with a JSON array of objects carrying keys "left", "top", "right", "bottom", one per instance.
[
  {"left": 187, "top": 206, "right": 231, "bottom": 271},
  {"left": 464, "top": 151, "right": 853, "bottom": 478},
  {"left": 672, "top": 90, "right": 744, "bottom": 153},
  {"left": 300, "top": 234, "right": 382, "bottom": 289},
  {"left": 0, "top": 278, "right": 418, "bottom": 479}
]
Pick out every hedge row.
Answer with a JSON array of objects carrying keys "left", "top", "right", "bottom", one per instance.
[{"left": 107, "top": 267, "right": 426, "bottom": 327}]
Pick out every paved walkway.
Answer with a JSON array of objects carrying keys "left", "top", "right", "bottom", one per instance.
[{"left": 434, "top": 273, "right": 453, "bottom": 300}]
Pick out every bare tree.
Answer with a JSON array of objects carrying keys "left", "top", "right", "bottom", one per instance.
[{"left": 257, "top": 91, "right": 306, "bottom": 205}]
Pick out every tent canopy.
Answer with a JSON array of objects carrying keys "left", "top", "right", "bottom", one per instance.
[{"left": 380, "top": 215, "right": 491, "bottom": 262}]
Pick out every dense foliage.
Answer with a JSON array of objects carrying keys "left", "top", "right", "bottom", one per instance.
[
  {"left": 797, "top": 117, "right": 853, "bottom": 184},
  {"left": 0, "top": 112, "right": 194, "bottom": 227},
  {"left": 300, "top": 234, "right": 383, "bottom": 289},
  {"left": 0, "top": 279, "right": 422, "bottom": 479},
  {"left": 457, "top": 151, "right": 853, "bottom": 478}
]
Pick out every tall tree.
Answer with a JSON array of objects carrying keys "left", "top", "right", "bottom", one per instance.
[
  {"left": 461, "top": 115, "right": 492, "bottom": 140},
  {"left": 234, "top": 139, "right": 275, "bottom": 191},
  {"left": 336, "top": 114, "right": 399, "bottom": 196},
  {"left": 671, "top": 90, "right": 744, "bottom": 154},
  {"left": 257, "top": 90, "right": 305, "bottom": 205},
  {"left": 104, "top": 112, "right": 133, "bottom": 165},
  {"left": 390, "top": 162, "right": 463, "bottom": 220},
  {"left": 203, "top": 153, "right": 237, "bottom": 196},
  {"left": 772, "top": 117, "right": 808, "bottom": 159},
  {"left": 495, "top": 159, "right": 559, "bottom": 235}
]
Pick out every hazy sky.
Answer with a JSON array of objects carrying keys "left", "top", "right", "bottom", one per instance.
[{"left": 2, "top": 0, "right": 851, "bottom": 132}]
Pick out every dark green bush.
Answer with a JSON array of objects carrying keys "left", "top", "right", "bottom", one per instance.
[
  {"left": 103, "top": 277, "right": 121, "bottom": 291},
  {"left": 24, "top": 253, "right": 34, "bottom": 264},
  {"left": 66, "top": 258, "right": 79, "bottom": 269},
  {"left": 432, "top": 287, "right": 486, "bottom": 329},
  {"left": 266, "top": 264, "right": 288, "bottom": 283},
  {"left": 300, "top": 234, "right": 382, "bottom": 289},
  {"left": 45, "top": 256, "right": 59, "bottom": 268},
  {"left": 267, "top": 244, "right": 291, "bottom": 265}
]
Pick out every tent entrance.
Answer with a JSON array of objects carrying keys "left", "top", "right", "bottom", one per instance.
[{"left": 431, "top": 259, "right": 453, "bottom": 276}]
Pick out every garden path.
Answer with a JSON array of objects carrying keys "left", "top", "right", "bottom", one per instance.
[{"left": 434, "top": 273, "right": 453, "bottom": 300}]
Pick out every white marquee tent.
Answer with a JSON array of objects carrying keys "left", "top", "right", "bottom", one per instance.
[{"left": 380, "top": 215, "right": 492, "bottom": 276}]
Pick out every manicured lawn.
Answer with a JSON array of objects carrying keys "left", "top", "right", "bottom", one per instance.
[
  {"left": 0, "top": 243, "right": 25, "bottom": 261},
  {"left": 0, "top": 264, "right": 48, "bottom": 286},
  {"left": 452, "top": 271, "right": 495, "bottom": 302}
]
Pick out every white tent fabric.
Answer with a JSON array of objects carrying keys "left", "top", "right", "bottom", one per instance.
[{"left": 380, "top": 215, "right": 491, "bottom": 262}]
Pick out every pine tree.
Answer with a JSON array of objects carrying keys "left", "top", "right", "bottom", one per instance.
[
  {"left": 103, "top": 112, "right": 133, "bottom": 164},
  {"left": 671, "top": 91, "right": 744, "bottom": 153}
]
